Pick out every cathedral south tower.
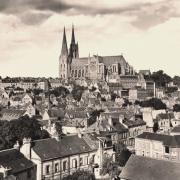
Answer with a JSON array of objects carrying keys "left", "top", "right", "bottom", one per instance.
[{"left": 59, "top": 27, "right": 70, "bottom": 79}]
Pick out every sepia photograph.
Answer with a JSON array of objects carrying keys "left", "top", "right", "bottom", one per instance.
[{"left": 0, "top": 0, "right": 180, "bottom": 179}]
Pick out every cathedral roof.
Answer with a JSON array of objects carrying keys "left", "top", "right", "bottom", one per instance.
[
  {"left": 71, "top": 58, "right": 88, "bottom": 67},
  {"left": 100, "top": 55, "right": 127, "bottom": 66},
  {"left": 71, "top": 55, "right": 128, "bottom": 68}
]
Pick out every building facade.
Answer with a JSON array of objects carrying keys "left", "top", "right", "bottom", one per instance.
[
  {"left": 135, "top": 132, "right": 180, "bottom": 162},
  {"left": 59, "top": 26, "right": 135, "bottom": 81}
]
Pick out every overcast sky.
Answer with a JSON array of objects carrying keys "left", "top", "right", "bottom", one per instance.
[{"left": 0, "top": 0, "right": 180, "bottom": 77}]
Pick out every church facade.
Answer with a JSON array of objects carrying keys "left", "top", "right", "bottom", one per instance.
[{"left": 59, "top": 26, "right": 135, "bottom": 82}]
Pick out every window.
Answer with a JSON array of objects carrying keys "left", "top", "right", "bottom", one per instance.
[
  {"left": 91, "top": 155, "right": 95, "bottom": 164},
  {"left": 84, "top": 156, "right": 88, "bottom": 165},
  {"left": 71, "top": 70, "right": 74, "bottom": 77},
  {"left": 63, "top": 161, "right": 67, "bottom": 171},
  {"left": 46, "top": 165, "right": 50, "bottom": 175},
  {"left": 55, "top": 163, "right": 59, "bottom": 173},
  {"left": 79, "top": 157, "right": 83, "bottom": 166},
  {"left": 78, "top": 70, "right": 81, "bottom": 77},
  {"left": 72, "top": 159, "right": 77, "bottom": 168},
  {"left": 82, "top": 70, "right": 84, "bottom": 77},
  {"left": 75, "top": 70, "right": 77, "bottom": 77},
  {"left": 165, "top": 146, "right": 169, "bottom": 154}
]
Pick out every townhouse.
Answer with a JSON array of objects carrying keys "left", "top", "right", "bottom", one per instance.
[
  {"left": 135, "top": 132, "right": 180, "bottom": 161},
  {"left": 20, "top": 134, "right": 114, "bottom": 180}
]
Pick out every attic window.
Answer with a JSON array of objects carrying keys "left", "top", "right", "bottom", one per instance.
[{"left": 165, "top": 146, "right": 169, "bottom": 154}]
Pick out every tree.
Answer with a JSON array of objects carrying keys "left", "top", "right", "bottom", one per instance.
[
  {"left": 0, "top": 115, "right": 50, "bottom": 150},
  {"left": 71, "top": 85, "right": 86, "bottom": 101},
  {"left": 173, "top": 104, "right": 180, "bottom": 112},
  {"left": 50, "top": 86, "right": 69, "bottom": 98},
  {"left": 101, "top": 155, "right": 120, "bottom": 178},
  {"left": 88, "top": 109, "right": 104, "bottom": 126},
  {"left": 173, "top": 76, "right": 180, "bottom": 86},
  {"left": 166, "top": 87, "right": 178, "bottom": 94},
  {"left": 151, "top": 70, "right": 172, "bottom": 87},
  {"left": 140, "top": 98, "right": 166, "bottom": 110},
  {"left": 153, "top": 122, "right": 159, "bottom": 133},
  {"left": 122, "top": 98, "right": 132, "bottom": 107},
  {"left": 111, "top": 93, "right": 119, "bottom": 101},
  {"left": 62, "top": 170, "right": 96, "bottom": 180},
  {"left": 101, "top": 97, "right": 106, "bottom": 102}
]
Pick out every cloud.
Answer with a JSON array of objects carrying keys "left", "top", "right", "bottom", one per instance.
[
  {"left": 131, "top": 0, "right": 178, "bottom": 30},
  {"left": 20, "top": 11, "right": 52, "bottom": 25},
  {"left": 0, "top": 0, "right": 179, "bottom": 29}
]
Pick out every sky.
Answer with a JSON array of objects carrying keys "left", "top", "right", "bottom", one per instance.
[{"left": 0, "top": 0, "right": 180, "bottom": 77}]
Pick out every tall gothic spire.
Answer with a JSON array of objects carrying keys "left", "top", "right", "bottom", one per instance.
[
  {"left": 61, "top": 27, "right": 68, "bottom": 56},
  {"left": 71, "top": 24, "right": 75, "bottom": 44}
]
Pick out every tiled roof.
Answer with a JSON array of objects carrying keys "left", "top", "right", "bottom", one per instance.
[
  {"left": 71, "top": 55, "right": 128, "bottom": 68},
  {"left": 32, "top": 135, "right": 95, "bottom": 161},
  {"left": 120, "top": 154, "right": 180, "bottom": 180},
  {"left": 100, "top": 55, "right": 127, "bottom": 66},
  {"left": 0, "top": 149, "right": 35, "bottom": 174},
  {"left": 65, "top": 110, "right": 88, "bottom": 119},
  {"left": 71, "top": 58, "right": 88, "bottom": 67},
  {"left": 123, "top": 119, "right": 146, "bottom": 128},
  {"left": 171, "top": 125, "right": 180, "bottom": 133},
  {"left": 157, "top": 113, "right": 174, "bottom": 120},
  {"left": 120, "top": 75, "right": 138, "bottom": 80},
  {"left": 0, "top": 109, "right": 26, "bottom": 121},
  {"left": 111, "top": 118, "right": 128, "bottom": 133},
  {"left": 47, "top": 108, "right": 64, "bottom": 118},
  {"left": 137, "top": 132, "right": 180, "bottom": 147}
]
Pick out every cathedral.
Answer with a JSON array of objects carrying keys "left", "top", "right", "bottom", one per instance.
[{"left": 59, "top": 26, "right": 135, "bottom": 82}]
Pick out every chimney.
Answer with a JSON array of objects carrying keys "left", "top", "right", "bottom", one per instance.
[
  {"left": 78, "top": 128, "right": 83, "bottom": 138},
  {"left": 20, "top": 138, "right": 31, "bottom": 160},
  {"left": 13, "top": 141, "right": 20, "bottom": 150},
  {"left": 119, "top": 114, "right": 124, "bottom": 124},
  {"left": 108, "top": 115, "right": 113, "bottom": 126}
]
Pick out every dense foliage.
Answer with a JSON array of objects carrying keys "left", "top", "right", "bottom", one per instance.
[
  {"left": 111, "top": 93, "right": 119, "bottom": 101},
  {"left": 173, "top": 76, "right": 180, "bottom": 86},
  {"left": 150, "top": 70, "right": 172, "bottom": 87},
  {"left": 166, "top": 87, "right": 178, "bottom": 94},
  {"left": 101, "top": 155, "right": 120, "bottom": 178},
  {"left": 137, "top": 98, "right": 167, "bottom": 110},
  {"left": 173, "top": 104, "right": 180, "bottom": 112},
  {"left": 50, "top": 86, "right": 70, "bottom": 97},
  {"left": 71, "top": 85, "right": 86, "bottom": 101},
  {"left": 88, "top": 109, "right": 104, "bottom": 126},
  {"left": 0, "top": 115, "right": 49, "bottom": 150},
  {"left": 62, "top": 170, "right": 96, "bottom": 180}
]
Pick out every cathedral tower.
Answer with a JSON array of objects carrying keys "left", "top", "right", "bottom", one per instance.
[
  {"left": 59, "top": 27, "right": 70, "bottom": 79},
  {"left": 69, "top": 24, "right": 79, "bottom": 60}
]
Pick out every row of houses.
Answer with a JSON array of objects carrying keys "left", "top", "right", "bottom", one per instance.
[{"left": 0, "top": 132, "right": 115, "bottom": 180}]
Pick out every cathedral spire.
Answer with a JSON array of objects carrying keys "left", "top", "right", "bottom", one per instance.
[
  {"left": 61, "top": 27, "right": 68, "bottom": 56},
  {"left": 71, "top": 24, "right": 75, "bottom": 44}
]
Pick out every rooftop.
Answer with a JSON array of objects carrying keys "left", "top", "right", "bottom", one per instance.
[
  {"left": 32, "top": 135, "right": 97, "bottom": 161},
  {"left": 120, "top": 154, "right": 180, "bottom": 180},
  {"left": 0, "top": 148, "right": 35, "bottom": 174},
  {"left": 137, "top": 132, "right": 180, "bottom": 147}
]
